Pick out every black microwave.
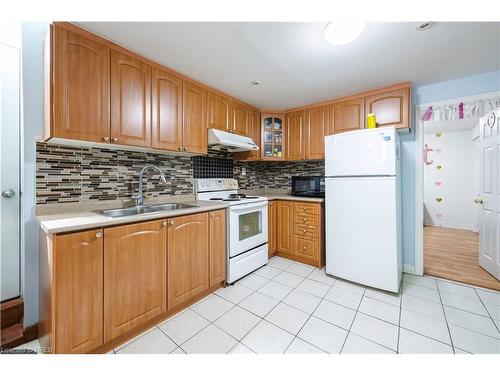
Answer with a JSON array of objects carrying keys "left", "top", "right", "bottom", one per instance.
[{"left": 291, "top": 176, "right": 325, "bottom": 198}]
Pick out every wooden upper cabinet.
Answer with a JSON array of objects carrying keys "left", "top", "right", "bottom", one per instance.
[
  {"left": 330, "top": 98, "right": 365, "bottom": 134},
  {"left": 103, "top": 220, "right": 166, "bottom": 341},
  {"left": 110, "top": 50, "right": 152, "bottom": 147},
  {"left": 183, "top": 81, "right": 208, "bottom": 154},
  {"left": 207, "top": 92, "right": 232, "bottom": 131},
  {"left": 168, "top": 212, "right": 209, "bottom": 309},
  {"left": 306, "top": 106, "right": 328, "bottom": 160},
  {"left": 53, "top": 26, "right": 110, "bottom": 143},
  {"left": 286, "top": 110, "right": 306, "bottom": 161},
  {"left": 232, "top": 102, "right": 250, "bottom": 136},
  {"left": 262, "top": 114, "right": 285, "bottom": 160},
  {"left": 276, "top": 200, "right": 293, "bottom": 254},
  {"left": 151, "top": 68, "right": 183, "bottom": 151},
  {"left": 54, "top": 228, "right": 103, "bottom": 353},
  {"left": 364, "top": 87, "right": 410, "bottom": 129},
  {"left": 233, "top": 109, "right": 261, "bottom": 161},
  {"left": 209, "top": 210, "right": 226, "bottom": 287}
]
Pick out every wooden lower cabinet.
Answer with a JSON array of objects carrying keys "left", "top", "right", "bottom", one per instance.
[
  {"left": 276, "top": 200, "right": 293, "bottom": 254},
  {"left": 271, "top": 200, "right": 324, "bottom": 267},
  {"left": 52, "top": 228, "right": 104, "bottom": 354},
  {"left": 40, "top": 209, "right": 226, "bottom": 353},
  {"left": 209, "top": 210, "right": 226, "bottom": 286},
  {"left": 268, "top": 201, "right": 277, "bottom": 257},
  {"left": 167, "top": 212, "right": 210, "bottom": 309},
  {"left": 104, "top": 220, "right": 167, "bottom": 342}
]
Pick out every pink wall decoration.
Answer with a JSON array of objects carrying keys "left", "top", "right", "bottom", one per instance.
[{"left": 435, "top": 181, "right": 442, "bottom": 187}]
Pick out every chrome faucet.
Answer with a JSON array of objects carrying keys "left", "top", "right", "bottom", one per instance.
[{"left": 131, "top": 165, "right": 167, "bottom": 206}]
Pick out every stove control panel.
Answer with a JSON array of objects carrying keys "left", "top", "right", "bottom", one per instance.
[{"left": 194, "top": 178, "right": 238, "bottom": 192}]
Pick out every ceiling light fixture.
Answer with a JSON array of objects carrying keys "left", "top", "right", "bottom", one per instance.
[
  {"left": 323, "top": 21, "right": 366, "bottom": 46},
  {"left": 250, "top": 80, "right": 261, "bottom": 86}
]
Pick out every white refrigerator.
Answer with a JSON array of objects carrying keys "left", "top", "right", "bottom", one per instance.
[{"left": 325, "top": 128, "right": 402, "bottom": 292}]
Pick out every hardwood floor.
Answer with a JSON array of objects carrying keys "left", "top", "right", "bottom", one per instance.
[{"left": 424, "top": 225, "right": 500, "bottom": 291}]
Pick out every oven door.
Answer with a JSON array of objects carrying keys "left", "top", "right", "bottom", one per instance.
[{"left": 229, "top": 201, "right": 268, "bottom": 258}]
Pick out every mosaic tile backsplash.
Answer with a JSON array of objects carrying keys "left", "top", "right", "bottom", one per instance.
[
  {"left": 36, "top": 142, "right": 324, "bottom": 204},
  {"left": 234, "top": 160, "right": 324, "bottom": 190}
]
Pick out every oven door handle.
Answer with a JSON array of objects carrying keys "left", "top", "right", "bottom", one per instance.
[{"left": 229, "top": 201, "right": 268, "bottom": 212}]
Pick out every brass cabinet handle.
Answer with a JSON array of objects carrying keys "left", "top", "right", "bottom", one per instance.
[
  {"left": 169, "top": 220, "right": 175, "bottom": 225},
  {"left": 95, "top": 232, "right": 102, "bottom": 238},
  {"left": 112, "top": 138, "right": 118, "bottom": 142},
  {"left": 102, "top": 136, "right": 109, "bottom": 142},
  {"left": 184, "top": 147, "right": 188, "bottom": 151},
  {"left": 303, "top": 229, "right": 307, "bottom": 233},
  {"left": 162, "top": 221, "right": 167, "bottom": 226},
  {"left": 303, "top": 246, "right": 307, "bottom": 250},
  {"left": 178, "top": 146, "right": 183, "bottom": 151}
]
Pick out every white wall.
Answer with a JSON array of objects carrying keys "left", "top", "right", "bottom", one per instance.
[
  {"left": 21, "top": 22, "right": 48, "bottom": 327},
  {"left": 423, "top": 127, "right": 477, "bottom": 230}
]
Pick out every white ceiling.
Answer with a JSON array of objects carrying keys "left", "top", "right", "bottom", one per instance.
[{"left": 76, "top": 22, "right": 500, "bottom": 109}]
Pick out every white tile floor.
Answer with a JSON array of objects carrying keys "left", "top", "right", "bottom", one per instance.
[{"left": 18, "top": 256, "right": 500, "bottom": 354}]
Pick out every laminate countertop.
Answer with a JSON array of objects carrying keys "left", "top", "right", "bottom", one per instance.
[
  {"left": 240, "top": 190, "right": 325, "bottom": 203},
  {"left": 37, "top": 196, "right": 228, "bottom": 235},
  {"left": 37, "top": 190, "right": 324, "bottom": 235}
]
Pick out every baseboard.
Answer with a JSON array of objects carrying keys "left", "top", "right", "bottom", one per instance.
[{"left": 403, "top": 264, "right": 416, "bottom": 274}]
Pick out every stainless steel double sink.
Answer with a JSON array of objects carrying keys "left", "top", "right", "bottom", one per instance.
[{"left": 98, "top": 203, "right": 198, "bottom": 218}]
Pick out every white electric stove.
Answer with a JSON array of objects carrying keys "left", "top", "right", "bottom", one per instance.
[{"left": 194, "top": 178, "right": 268, "bottom": 283}]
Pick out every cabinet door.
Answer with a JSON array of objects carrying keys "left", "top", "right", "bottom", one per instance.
[
  {"left": 306, "top": 106, "right": 328, "bottom": 160},
  {"left": 207, "top": 92, "right": 232, "bottom": 131},
  {"left": 329, "top": 98, "right": 365, "bottom": 134},
  {"left": 276, "top": 201, "right": 293, "bottom": 254},
  {"left": 209, "top": 210, "right": 226, "bottom": 287},
  {"left": 104, "top": 220, "right": 166, "bottom": 341},
  {"left": 286, "top": 110, "right": 306, "bottom": 161},
  {"left": 268, "top": 201, "right": 277, "bottom": 257},
  {"left": 53, "top": 26, "right": 110, "bottom": 143},
  {"left": 110, "top": 50, "right": 151, "bottom": 147},
  {"left": 54, "top": 228, "right": 103, "bottom": 353},
  {"left": 151, "top": 68, "right": 183, "bottom": 151},
  {"left": 232, "top": 102, "right": 249, "bottom": 136},
  {"left": 168, "top": 212, "right": 209, "bottom": 309},
  {"left": 293, "top": 236, "right": 319, "bottom": 262},
  {"left": 183, "top": 81, "right": 207, "bottom": 154},
  {"left": 364, "top": 87, "right": 410, "bottom": 129}
]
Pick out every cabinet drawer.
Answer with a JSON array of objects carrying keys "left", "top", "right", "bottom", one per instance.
[
  {"left": 294, "top": 224, "right": 319, "bottom": 238},
  {"left": 293, "top": 236, "right": 319, "bottom": 261},
  {"left": 294, "top": 202, "right": 320, "bottom": 215},
  {"left": 293, "top": 213, "right": 320, "bottom": 226}
]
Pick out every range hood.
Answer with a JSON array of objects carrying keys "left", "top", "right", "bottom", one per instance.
[{"left": 207, "top": 128, "right": 259, "bottom": 152}]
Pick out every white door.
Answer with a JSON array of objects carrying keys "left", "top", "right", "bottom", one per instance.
[
  {"left": 0, "top": 42, "right": 21, "bottom": 302},
  {"left": 478, "top": 110, "right": 500, "bottom": 280}
]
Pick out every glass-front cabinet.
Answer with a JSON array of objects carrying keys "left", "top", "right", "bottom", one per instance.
[{"left": 261, "top": 114, "right": 285, "bottom": 160}]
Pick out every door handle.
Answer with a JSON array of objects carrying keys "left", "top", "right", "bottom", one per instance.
[
  {"left": 2, "top": 189, "right": 15, "bottom": 199},
  {"left": 474, "top": 198, "right": 484, "bottom": 204}
]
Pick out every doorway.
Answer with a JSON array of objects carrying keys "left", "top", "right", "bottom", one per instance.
[
  {"left": 416, "top": 95, "right": 500, "bottom": 291},
  {"left": 0, "top": 41, "right": 22, "bottom": 303}
]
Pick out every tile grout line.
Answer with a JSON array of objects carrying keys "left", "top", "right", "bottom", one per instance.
[
  {"left": 436, "top": 280, "right": 456, "bottom": 354},
  {"left": 396, "top": 280, "right": 402, "bottom": 353},
  {"left": 339, "top": 287, "right": 366, "bottom": 353},
  {"left": 474, "top": 288, "right": 500, "bottom": 335},
  {"left": 280, "top": 276, "right": 336, "bottom": 353}
]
